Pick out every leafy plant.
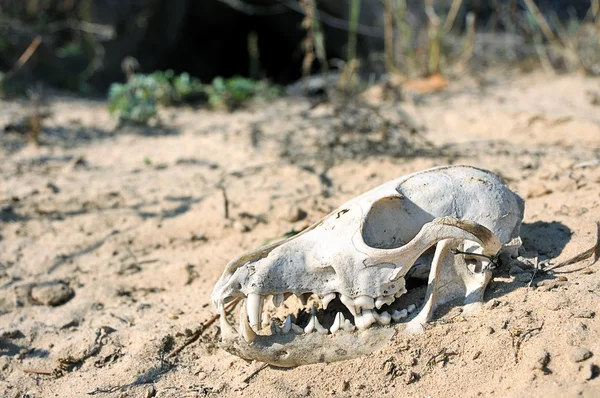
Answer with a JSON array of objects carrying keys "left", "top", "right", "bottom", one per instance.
[
  {"left": 108, "top": 71, "right": 281, "bottom": 125},
  {"left": 206, "top": 76, "right": 281, "bottom": 110},
  {"left": 108, "top": 70, "right": 205, "bottom": 125}
]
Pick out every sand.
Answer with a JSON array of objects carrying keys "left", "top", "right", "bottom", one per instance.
[{"left": 1, "top": 71, "right": 599, "bottom": 397}]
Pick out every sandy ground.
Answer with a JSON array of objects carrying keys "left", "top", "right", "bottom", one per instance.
[{"left": 1, "top": 71, "right": 600, "bottom": 398}]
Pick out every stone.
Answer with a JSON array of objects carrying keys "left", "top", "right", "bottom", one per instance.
[
  {"left": 30, "top": 281, "right": 74, "bottom": 306},
  {"left": 570, "top": 347, "right": 593, "bottom": 363}
]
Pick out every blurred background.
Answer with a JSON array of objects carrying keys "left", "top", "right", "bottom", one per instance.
[{"left": 0, "top": 0, "right": 598, "bottom": 95}]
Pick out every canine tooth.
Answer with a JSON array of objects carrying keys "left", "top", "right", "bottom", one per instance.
[
  {"left": 392, "top": 309, "right": 408, "bottom": 322},
  {"left": 272, "top": 294, "right": 284, "bottom": 307},
  {"left": 321, "top": 293, "right": 336, "bottom": 310},
  {"left": 354, "top": 309, "right": 376, "bottom": 330},
  {"left": 314, "top": 315, "right": 328, "bottom": 334},
  {"left": 343, "top": 319, "right": 356, "bottom": 332},
  {"left": 375, "top": 295, "right": 394, "bottom": 309},
  {"left": 291, "top": 323, "right": 304, "bottom": 334},
  {"left": 239, "top": 305, "right": 257, "bottom": 343},
  {"left": 373, "top": 311, "right": 391, "bottom": 325},
  {"left": 304, "top": 316, "right": 316, "bottom": 333},
  {"left": 407, "top": 304, "right": 417, "bottom": 313},
  {"left": 247, "top": 294, "right": 263, "bottom": 331},
  {"left": 354, "top": 296, "right": 375, "bottom": 312},
  {"left": 282, "top": 315, "right": 292, "bottom": 333},
  {"left": 340, "top": 294, "right": 357, "bottom": 316},
  {"left": 330, "top": 312, "right": 344, "bottom": 334},
  {"left": 218, "top": 304, "right": 237, "bottom": 337}
]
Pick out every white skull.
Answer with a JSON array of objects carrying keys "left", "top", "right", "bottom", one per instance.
[{"left": 212, "top": 165, "right": 524, "bottom": 366}]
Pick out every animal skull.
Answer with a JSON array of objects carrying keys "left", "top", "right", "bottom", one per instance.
[{"left": 212, "top": 165, "right": 524, "bottom": 366}]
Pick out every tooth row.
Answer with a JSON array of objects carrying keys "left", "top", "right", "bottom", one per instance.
[
  {"left": 244, "top": 292, "right": 418, "bottom": 337},
  {"left": 265, "top": 291, "right": 400, "bottom": 315}
]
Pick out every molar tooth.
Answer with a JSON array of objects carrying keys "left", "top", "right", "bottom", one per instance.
[
  {"left": 394, "top": 288, "right": 408, "bottom": 298},
  {"left": 282, "top": 315, "right": 292, "bottom": 334},
  {"left": 354, "top": 309, "right": 376, "bottom": 330},
  {"left": 375, "top": 295, "right": 394, "bottom": 309},
  {"left": 239, "top": 305, "right": 257, "bottom": 343},
  {"left": 354, "top": 296, "right": 375, "bottom": 312},
  {"left": 373, "top": 311, "right": 391, "bottom": 325},
  {"left": 342, "top": 319, "right": 356, "bottom": 332},
  {"left": 407, "top": 304, "right": 417, "bottom": 313},
  {"left": 340, "top": 294, "right": 357, "bottom": 316},
  {"left": 246, "top": 294, "right": 264, "bottom": 331},
  {"left": 272, "top": 294, "right": 284, "bottom": 307},
  {"left": 330, "top": 312, "right": 344, "bottom": 334},
  {"left": 321, "top": 293, "right": 336, "bottom": 310},
  {"left": 304, "top": 316, "right": 315, "bottom": 333},
  {"left": 392, "top": 309, "right": 408, "bottom": 322}
]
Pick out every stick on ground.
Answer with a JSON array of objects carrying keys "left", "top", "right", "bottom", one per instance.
[{"left": 166, "top": 297, "right": 241, "bottom": 359}]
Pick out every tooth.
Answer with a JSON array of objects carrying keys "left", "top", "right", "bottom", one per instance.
[
  {"left": 392, "top": 309, "right": 408, "bottom": 322},
  {"left": 218, "top": 304, "right": 237, "bottom": 337},
  {"left": 239, "top": 305, "right": 257, "bottom": 343},
  {"left": 304, "top": 316, "right": 315, "bottom": 333},
  {"left": 322, "top": 293, "right": 336, "bottom": 310},
  {"left": 314, "top": 315, "right": 328, "bottom": 334},
  {"left": 291, "top": 323, "right": 304, "bottom": 334},
  {"left": 343, "top": 319, "right": 356, "bottom": 332},
  {"left": 330, "top": 312, "right": 344, "bottom": 334},
  {"left": 373, "top": 311, "right": 391, "bottom": 325},
  {"left": 272, "top": 294, "right": 284, "bottom": 307},
  {"left": 298, "top": 293, "right": 311, "bottom": 306},
  {"left": 261, "top": 312, "right": 270, "bottom": 329},
  {"left": 247, "top": 294, "right": 263, "bottom": 331},
  {"left": 270, "top": 320, "right": 281, "bottom": 335},
  {"left": 354, "top": 296, "right": 375, "bottom": 312},
  {"left": 282, "top": 315, "right": 292, "bottom": 333},
  {"left": 354, "top": 309, "right": 376, "bottom": 330},
  {"left": 407, "top": 304, "right": 417, "bottom": 313},
  {"left": 394, "top": 288, "right": 408, "bottom": 298},
  {"left": 375, "top": 295, "right": 394, "bottom": 309},
  {"left": 340, "top": 294, "right": 357, "bottom": 316}
]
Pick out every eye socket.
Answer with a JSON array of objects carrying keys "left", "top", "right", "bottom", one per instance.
[{"left": 362, "top": 195, "right": 432, "bottom": 249}]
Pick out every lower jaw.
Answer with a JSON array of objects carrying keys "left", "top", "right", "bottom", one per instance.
[{"left": 219, "top": 326, "right": 396, "bottom": 367}]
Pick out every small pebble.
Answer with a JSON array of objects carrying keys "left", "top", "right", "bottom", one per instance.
[
  {"left": 30, "top": 281, "right": 74, "bottom": 306},
  {"left": 282, "top": 205, "right": 306, "bottom": 223},
  {"left": 233, "top": 220, "right": 250, "bottom": 233},
  {"left": 575, "top": 310, "right": 595, "bottom": 319},
  {"left": 570, "top": 347, "right": 593, "bottom": 363}
]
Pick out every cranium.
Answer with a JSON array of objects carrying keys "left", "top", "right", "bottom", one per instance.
[{"left": 212, "top": 165, "right": 524, "bottom": 367}]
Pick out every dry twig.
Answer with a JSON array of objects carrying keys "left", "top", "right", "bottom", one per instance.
[
  {"left": 511, "top": 321, "right": 544, "bottom": 363},
  {"left": 547, "top": 222, "right": 600, "bottom": 273},
  {"left": 166, "top": 297, "right": 241, "bottom": 359}
]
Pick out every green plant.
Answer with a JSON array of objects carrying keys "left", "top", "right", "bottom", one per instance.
[
  {"left": 108, "top": 71, "right": 281, "bottom": 125},
  {"left": 206, "top": 76, "right": 281, "bottom": 110},
  {"left": 108, "top": 70, "right": 205, "bottom": 125}
]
